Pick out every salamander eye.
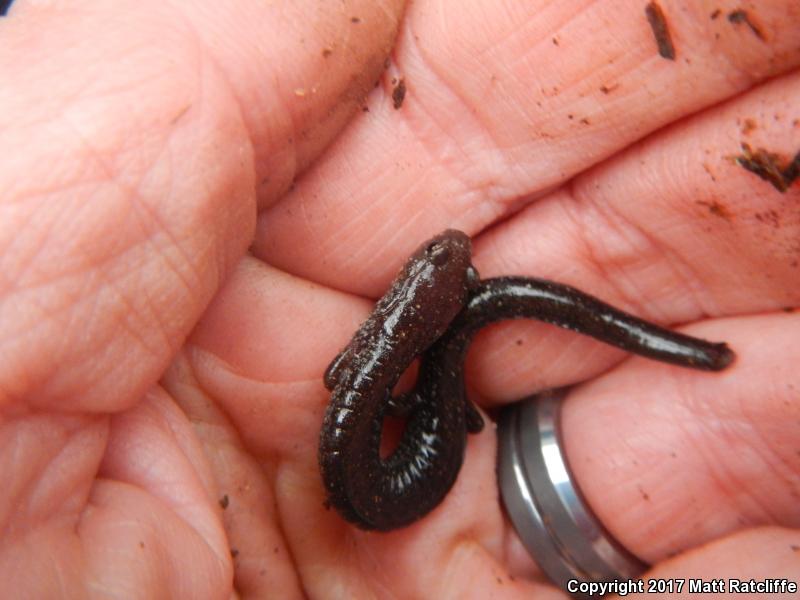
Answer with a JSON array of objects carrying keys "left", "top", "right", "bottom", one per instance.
[{"left": 426, "top": 242, "right": 451, "bottom": 266}]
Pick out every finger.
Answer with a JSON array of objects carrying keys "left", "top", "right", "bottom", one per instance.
[
  {"left": 634, "top": 527, "right": 800, "bottom": 598},
  {"left": 561, "top": 312, "right": 800, "bottom": 563},
  {"left": 0, "top": 0, "right": 403, "bottom": 412},
  {"left": 184, "top": 257, "right": 365, "bottom": 591},
  {"left": 162, "top": 352, "right": 305, "bottom": 598},
  {"left": 85, "top": 388, "right": 231, "bottom": 598},
  {"left": 7, "top": 0, "right": 402, "bottom": 207},
  {"left": 161, "top": 0, "right": 405, "bottom": 206},
  {"left": 0, "top": 411, "right": 108, "bottom": 594},
  {"left": 0, "top": 389, "right": 230, "bottom": 597},
  {"left": 466, "top": 69, "right": 800, "bottom": 399},
  {"left": 254, "top": 0, "right": 800, "bottom": 293}
]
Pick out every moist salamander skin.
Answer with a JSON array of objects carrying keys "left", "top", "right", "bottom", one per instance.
[
  {"left": 318, "top": 230, "right": 481, "bottom": 530},
  {"left": 318, "top": 230, "right": 734, "bottom": 531}
]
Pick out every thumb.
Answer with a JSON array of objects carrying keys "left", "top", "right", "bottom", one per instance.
[{"left": 0, "top": 0, "right": 403, "bottom": 413}]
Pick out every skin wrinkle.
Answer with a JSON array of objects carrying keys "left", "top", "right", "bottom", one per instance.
[
  {"left": 410, "top": 29, "right": 514, "bottom": 184},
  {"left": 227, "top": 52, "right": 287, "bottom": 196},
  {"left": 622, "top": 221, "right": 709, "bottom": 321},
  {"left": 9, "top": 277, "right": 100, "bottom": 403},
  {"left": 192, "top": 339, "right": 316, "bottom": 389},
  {"left": 704, "top": 427, "right": 773, "bottom": 528},
  {"left": 504, "top": 2, "right": 620, "bottom": 142},
  {"left": 500, "top": 2, "right": 594, "bottom": 95},
  {"left": 2, "top": 275, "right": 72, "bottom": 351},
  {"left": 658, "top": 239, "right": 724, "bottom": 319},
  {"left": 98, "top": 266, "right": 160, "bottom": 363},
  {"left": 4, "top": 431, "right": 42, "bottom": 534},
  {"left": 65, "top": 78, "right": 227, "bottom": 374},
  {"left": 28, "top": 428, "right": 86, "bottom": 522},
  {"left": 438, "top": 538, "right": 462, "bottom": 598},
  {"left": 374, "top": 0, "right": 402, "bottom": 29},
  {"left": 163, "top": 375, "right": 299, "bottom": 596},
  {"left": 745, "top": 393, "right": 800, "bottom": 517},
  {"left": 297, "top": 191, "right": 327, "bottom": 274},
  {"left": 64, "top": 428, "right": 107, "bottom": 518},
  {"left": 351, "top": 535, "right": 395, "bottom": 600},
  {"left": 669, "top": 386, "right": 776, "bottom": 530},
  {"left": 334, "top": 220, "right": 392, "bottom": 286},
  {"left": 2, "top": 208, "right": 85, "bottom": 317},
  {"left": 578, "top": 206, "right": 653, "bottom": 310},
  {"left": 8, "top": 420, "right": 85, "bottom": 532},
  {"left": 167, "top": 9, "right": 264, "bottom": 217},
  {"left": 262, "top": 6, "right": 399, "bottom": 191},
  {"left": 99, "top": 481, "right": 222, "bottom": 587},
  {"left": 116, "top": 435, "right": 220, "bottom": 560},
  {"left": 552, "top": 181, "right": 647, "bottom": 308},
  {"left": 133, "top": 194, "right": 202, "bottom": 316},
  {"left": 261, "top": 475, "right": 302, "bottom": 598},
  {"left": 571, "top": 176, "right": 714, "bottom": 323},
  {"left": 394, "top": 32, "right": 510, "bottom": 224},
  {"left": 267, "top": 85, "right": 299, "bottom": 192},
  {"left": 740, "top": 448, "right": 788, "bottom": 526},
  {"left": 0, "top": 199, "right": 57, "bottom": 296}
]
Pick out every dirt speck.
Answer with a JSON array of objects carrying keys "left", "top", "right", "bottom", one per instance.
[
  {"left": 740, "top": 118, "right": 757, "bottom": 135},
  {"left": 754, "top": 210, "right": 780, "bottom": 228},
  {"left": 392, "top": 78, "right": 407, "bottom": 109},
  {"left": 697, "top": 200, "right": 732, "bottom": 220},
  {"left": 702, "top": 163, "right": 718, "bottom": 182},
  {"left": 735, "top": 143, "right": 800, "bottom": 193},
  {"left": 645, "top": 2, "right": 676, "bottom": 60},
  {"left": 728, "top": 9, "right": 766, "bottom": 41}
]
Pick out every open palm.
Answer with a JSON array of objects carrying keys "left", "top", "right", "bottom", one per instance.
[{"left": 2, "top": 1, "right": 798, "bottom": 598}]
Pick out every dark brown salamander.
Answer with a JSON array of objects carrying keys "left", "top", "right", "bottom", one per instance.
[{"left": 319, "top": 230, "right": 734, "bottom": 531}]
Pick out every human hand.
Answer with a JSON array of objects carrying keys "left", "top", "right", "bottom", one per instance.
[
  {"left": 2, "top": 1, "right": 799, "bottom": 598},
  {"left": 1, "top": 0, "right": 402, "bottom": 597}
]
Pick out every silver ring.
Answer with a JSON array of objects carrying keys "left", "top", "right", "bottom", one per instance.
[{"left": 497, "top": 390, "right": 647, "bottom": 597}]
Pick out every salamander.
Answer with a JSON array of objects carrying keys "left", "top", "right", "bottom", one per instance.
[{"left": 318, "top": 230, "right": 733, "bottom": 531}]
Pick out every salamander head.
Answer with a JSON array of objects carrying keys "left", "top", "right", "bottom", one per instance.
[
  {"left": 385, "top": 229, "right": 478, "bottom": 337},
  {"left": 413, "top": 228, "right": 478, "bottom": 290}
]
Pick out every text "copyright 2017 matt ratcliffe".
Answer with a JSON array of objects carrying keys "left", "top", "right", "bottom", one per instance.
[{"left": 568, "top": 577, "right": 798, "bottom": 596}]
